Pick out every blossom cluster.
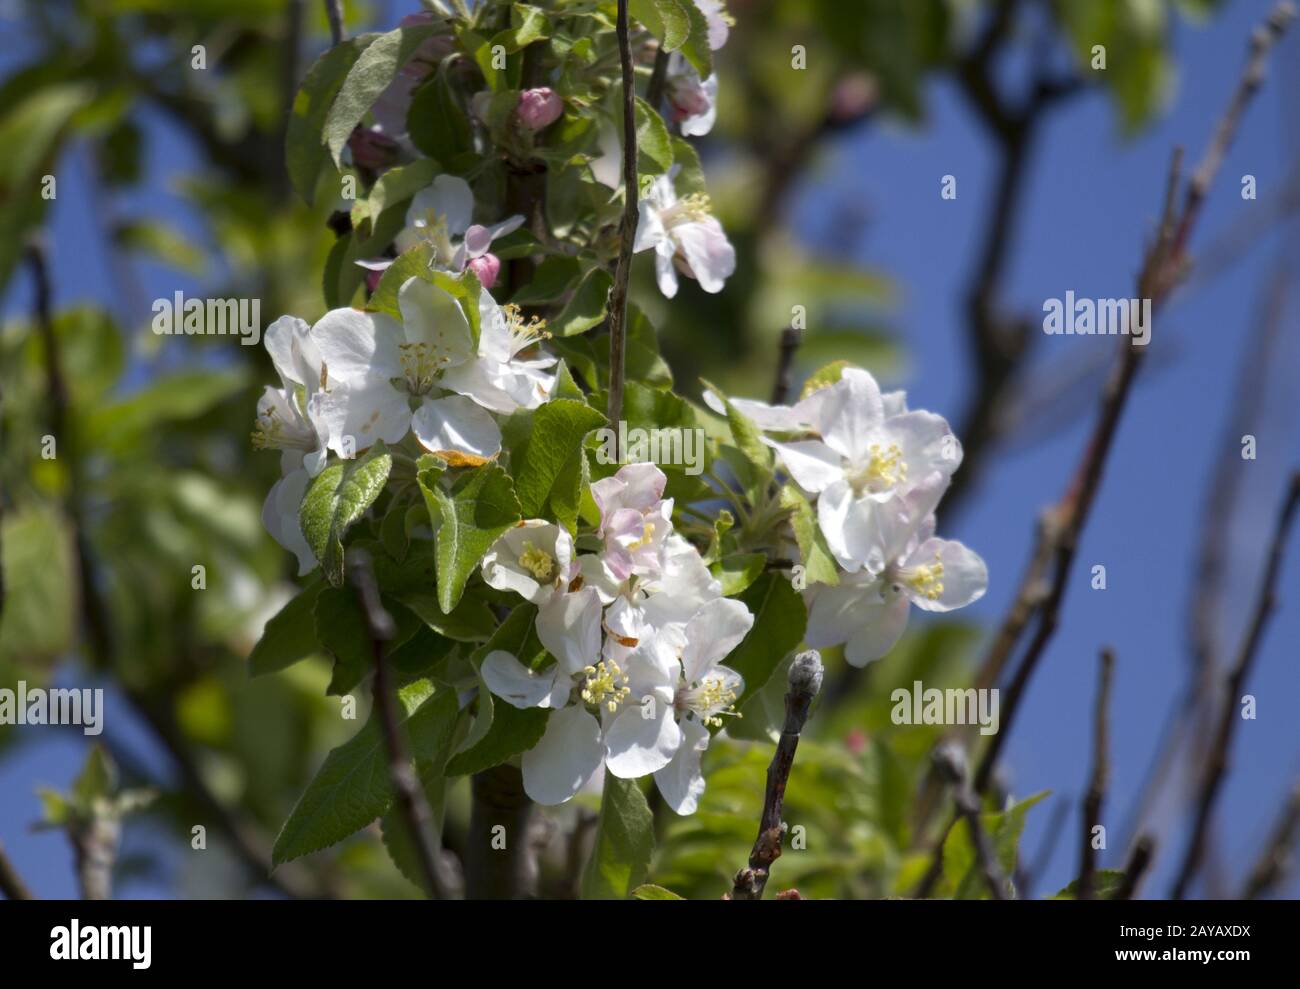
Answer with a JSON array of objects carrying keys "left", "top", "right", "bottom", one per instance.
[
  {"left": 478, "top": 462, "right": 752, "bottom": 811},
  {"left": 707, "top": 367, "right": 988, "bottom": 666}
]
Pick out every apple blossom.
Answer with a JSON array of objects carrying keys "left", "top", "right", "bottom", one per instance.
[
  {"left": 665, "top": 54, "right": 718, "bottom": 137},
  {"left": 516, "top": 87, "right": 564, "bottom": 130},
  {"left": 634, "top": 173, "right": 736, "bottom": 298}
]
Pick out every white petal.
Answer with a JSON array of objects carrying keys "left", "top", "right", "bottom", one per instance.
[
  {"left": 264, "top": 315, "right": 316, "bottom": 390},
  {"left": 906, "top": 537, "right": 988, "bottom": 613},
  {"left": 681, "top": 597, "right": 754, "bottom": 683},
  {"left": 818, "top": 478, "right": 889, "bottom": 573},
  {"left": 411, "top": 395, "right": 501, "bottom": 464},
  {"left": 408, "top": 174, "right": 474, "bottom": 236},
  {"left": 674, "top": 217, "right": 734, "bottom": 293},
  {"left": 397, "top": 277, "right": 474, "bottom": 367},
  {"left": 654, "top": 242, "right": 679, "bottom": 298},
  {"left": 604, "top": 704, "right": 682, "bottom": 779},
  {"left": 317, "top": 377, "right": 412, "bottom": 456},
  {"left": 769, "top": 439, "right": 843, "bottom": 494},
  {"left": 812, "top": 367, "right": 885, "bottom": 461},
  {"left": 480, "top": 651, "right": 561, "bottom": 709},
  {"left": 653, "top": 717, "right": 710, "bottom": 815},
  {"left": 536, "top": 586, "right": 602, "bottom": 676},
  {"left": 522, "top": 704, "right": 605, "bottom": 805},
  {"left": 312, "top": 308, "right": 403, "bottom": 384},
  {"left": 844, "top": 595, "right": 911, "bottom": 666},
  {"left": 804, "top": 572, "right": 881, "bottom": 649},
  {"left": 887, "top": 410, "right": 962, "bottom": 478},
  {"left": 262, "top": 470, "right": 316, "bottom": 576},
  {"left": 480, "top": 520, "right": 572, "bottom": 604}
]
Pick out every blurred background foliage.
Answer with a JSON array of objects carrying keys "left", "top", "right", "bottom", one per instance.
[{"left": 0, "top": 0, "right": 1235, "bottom": 899}]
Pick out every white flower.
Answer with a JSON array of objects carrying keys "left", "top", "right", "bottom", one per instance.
[
  {"left": 760, "top": 368, "right": 962, "bottom": 573},
  {"left": 254, "top": 316, "right": 330, "bottom": 477},
  {"left": 604, "top": 597, "right": 753, "bottom": 814},
  {"left": 261, "top": 469, "right": 316, "bottom": 576},
  {"left": 359, "top": 175, "right": 524, "bottom": 285},
  {"left": 665, "top": 54, "right": 718, "bottom": 137},
  {"left": 804, "top": 475, "right": 987, "bottom": 666},
  {"left": 590, "top": 462, "right": 675, "bottom": 581},
  {"left": 311, "top": 277, "right": 552, "bottom": 464},
  {"left": 480, "top": 587, "right": 614, "bottom": 805},
  {"left": 634, "top": 173, "right": 736, "bottom": 298}
]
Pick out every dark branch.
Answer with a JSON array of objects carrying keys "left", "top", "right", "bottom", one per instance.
[
  {"left": 729, "top": 651, "right": 823, "bottom": 900},
  {"left": 1242, "top": 782, "right": 1300, "bottom": 899},
  {"left": 0, "top": 842, "right": 34, "bottom": 900},
  {"left": 1117, "top": 835, "right": 1156, "bottom": 900},
  {"left": 770, "top": 326, "right": 804, "bottom": 405},
  {"left": 1171, "top": 472, "right": 1300, "bottom": 898},
  {"left": 324, "top": 0, "right": 345, "bottom": 46},
  {"left": 605, "top": 0, "right": 639, "bottom": 449},
  {"left": 1078, "top": 647, "right": 1114, "bottom": 900},
  {"left": 348, "top": 551, "right": 452, "bottom": 899}
]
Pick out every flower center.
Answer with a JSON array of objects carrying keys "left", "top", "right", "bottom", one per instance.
[
  {"left": 681, "top": 675, "right": 740, "bottom": 728},
  {"left": 626, "top": 521, "right": 656, "bottom": 552},
  {"left": 851, "top": 442, "right": 907, "bottom": 495},
  {"left": 251, "top": 406, "right": 314, "bottom": 452},
  {"left": 518, "top": 541, "right": 555, "bottom": 582},
  {"left": 662, "top": 192, "right": 713, "bottom": 227},
  {"left": 501, "top": 303, "right": 549, "bottom": 358},
  {"left": 903, "top": 555, "right": 945, "bottom": 601},
  {"left": 398, "top": 341, "right": 447, "bottom": 395},
  {"left": 581, "top": 660, "right": 631, "bottom": 713},
  {"left": 412, "top": 212, "right": 455, "bottom": 264}
]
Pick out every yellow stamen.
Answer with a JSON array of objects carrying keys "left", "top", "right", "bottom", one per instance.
[
  {"left": 627, "top": 521, "right": 656, "bottom": 551},
  {"left": 581, "top": 660, "right": 631, "bottom": 713},
  {"left": 518, "top": 541, "right": 555, "bottom": 582},
  {"left": 905, "top": 555, "right": 945, "bottom": 601},
  {"left": 851, "top": 442, "right": 907, "bottom": 494}
]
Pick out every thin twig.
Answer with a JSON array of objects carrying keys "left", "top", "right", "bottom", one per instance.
[
  {"left": 0, "top": 841, "right": 34, "bottom": 900},
  {"left": 605, "top": 0, "right": 639, "bottom": 452},
  {"left": 1018, "top": 796, "right": 1070, "bottom": 898},
  {"left": 1078, "top": 647, "right": 1115, "bottom": 900},
  {"left": 323, "top": 0, "right": 344, "bottom": 46},
  {"left": 1242, "top": 782, "right": 1300, "bottom": 899},
  {"left": 1171, "top": 472, "right": 1300, "bottom": 898},
  {"left": 729, "top": 651, "right": 823, "bottom": 900},
  {"left": 915, "top": 4, "right": 1294, "bottom": 897},
  {"left": 348, "top": 550, "right": 451, "bottom": 899},
  {"left": 1116, "top": 834, "right": 1155, "bottom": 900},
  {"left": 769, "top": 326, "right": 803, "bottom": 405},
  {"left": 645, "top": 47, "right": 670, "bottom": 113},
  {"left": 933, "top": 742, "right": 1010, "bottom": 900}
]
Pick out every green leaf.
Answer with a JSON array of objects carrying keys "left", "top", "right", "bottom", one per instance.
[
  {"left": 727, "top": 573, "right": 807, "bottom": 713},
  {"left": 634, "top": 96, "right": 674, "bottom": 179},
  {"left": 286, "top": 34, "right": 378, "bottom": 202},
  {"left": 554, "top": 266, "right": 614, "bottom": 336},
  {"left": 272, "top": 680, "right": 457, "bottom": 865},
  {"left": 779, "top": 486, "right": 839, "bottom": 588},
  {"left": 444, "top": 605, "right": 549, "bottom": 776},
  {"left": 629, "top": 0, "right": 691, "bottom": 50},
  {"left": 632, "top": 883, "right": 685, "bottom": 900},
  {"left": 368, "top": 251, "right": 483, "bottom": 348},
  {"left": 1054, "top": 869, "right": 1128, "bottom": 900},
  {"left": 423, "top": 463, "right": 521, "bottom": 613},
  {"left": 314, "top": 589, "right": 422, "bottom": 696},
  {"left": 711, "top": 552, "right": 766, "bottom": 598},
  {"left": 504, "top": 398, "right": 608, "bottom": 518},
  {"left": 299, "top": 444, "right": 393, "bottom": 587},
  {"left": 350, "top": 158, "right": 440, "bottom": 235},
  {"left": 248, "top": 580, "right": 326, "bottom": 677},
  {"left": 324, "top": 23, "right": 441, "bottom": 166},
  {"left": 408, "top": 61, "right": 476, "bottom": 166},
  {"left": 942, "top": 790, "right": 1050, "bottom": 899},
  {"left": 582, "top": 776, "right": 655, "bottom": 899},
  {"left": 701, "top": 377, "right": 772, "bottom": 493}
]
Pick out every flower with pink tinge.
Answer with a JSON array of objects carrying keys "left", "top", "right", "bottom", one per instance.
[
  {"left": 467, "top": 252, "right": 501, "bottom": 289},
  {"left": 844, "top": 728, "right": 868, "bottom": 755},
  {"left": 347, "top": 127, "right": 401, "bottom": 172},
  {"left": 517, "top": 87, "right": 564, "bottom": 131},
  {"left": 590, "top": 462, "right": 675, "bottom": 581}
]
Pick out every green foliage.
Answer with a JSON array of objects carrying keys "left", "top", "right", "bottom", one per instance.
[
  {"left": 582, "top": 776, "right": 655, "bottom": 899},
  {"left": 299, "top": 444, "right": 394, "bottom": 588},
  {"left": 248, "top": 580, "right": 326, "bottom": 678},
  {"left": 421, "top": 462, "right": 522, "bottom": 613}
]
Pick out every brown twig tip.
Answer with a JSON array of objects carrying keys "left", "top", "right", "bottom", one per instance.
[
  {"left": 0, "top": 841, "right": 35, "bottom": 900},
  {"left": 787, "top": 649, "right": 824, "bottom": 706},
  {"left": 1118, "top": 835, "right": 1156, "bottom": 900},
  {"left": 1079, "top": 646, "right": 1115, "bottom": 901}
]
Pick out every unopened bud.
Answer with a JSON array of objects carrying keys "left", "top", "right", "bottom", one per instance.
[
  {"left": 467, "top": 252, "right": 501, "bottom": 289},
  {"left": 516, "top": 87, "right": 563, "bottom": 130}
]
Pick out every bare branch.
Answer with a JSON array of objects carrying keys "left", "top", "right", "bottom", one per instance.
[
  {"left": 323, "top": 0, "right": 344, "bottom": 46},
  {"left": 605, "top": 0, "right": 640, "bottom": 450},
  {"left": 729, "top": 651, "right": 823, "bottom": 900},
  {"left": 1171, "top": 472, "right": 1300, "bottom": 898},
  {"left": 348, "top": 550, "right": 453, "bottom": 899},
  {"left": 1117, "top": 834, "right": 1156, "bottom": 900},
  {"left": 1078, "top": 647, "right": 1115, "bottom": 900},
  {"left": 769, "top": 326, "right": 803, "bottom": 405},
  {"left": 933, "top": 742, "right": 1010, "bottom": 900},
  {"left": 1242, "top": 782, "right": 1300, "bottom": 899}
]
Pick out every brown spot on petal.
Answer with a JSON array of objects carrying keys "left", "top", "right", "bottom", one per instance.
[{"left": 568, "top": 574, "right": 585, "bottom": 592}]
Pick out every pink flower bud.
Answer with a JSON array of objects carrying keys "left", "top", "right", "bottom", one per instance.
[
  {"left": 516, "top": 87, "right": 564, "bottom": 131},
  {"left": 364, "top": 266, "right": 386, "bottom": 295},
  {"left": 467, "top": 252, "right": 501, "bottom": 289},
  {"left": 668, "top": 78, "right": 711, "bottom": 121}
]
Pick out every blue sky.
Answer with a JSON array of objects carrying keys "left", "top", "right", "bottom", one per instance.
[{"left": 2, "top": 0, "right": 1298, "bottom": 899}]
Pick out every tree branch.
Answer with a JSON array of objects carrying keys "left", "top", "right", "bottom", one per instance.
[
  {"left": 1078, "top": 646, "right": 1114, "bottom": 900},
  {"left": 605, "top": 0, "right": 640, "bottom": 451},
  {"left": 1242, "top": 782, "right": 1300, "bottom": 899},
  {"left": 769, "top": 326, "right": 803, "bottom": 405},
  {"left": 323, "top": 0, "right": 344, "bottom": 46},
  {"left": 1117, "top": 834, "right": 1155, "bottom": 900},
  {"left": 348, "top": 550, "right": 452, "bottom": 899},
  {"left": 729, "top": 651, "right": 823, "bottom": 900},
  {"left": 1171, "top": 472, "right": 1300, "bottom": 898},
  {"left": 933, "top": 742, "right": 1009, "bottom": 900}
]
